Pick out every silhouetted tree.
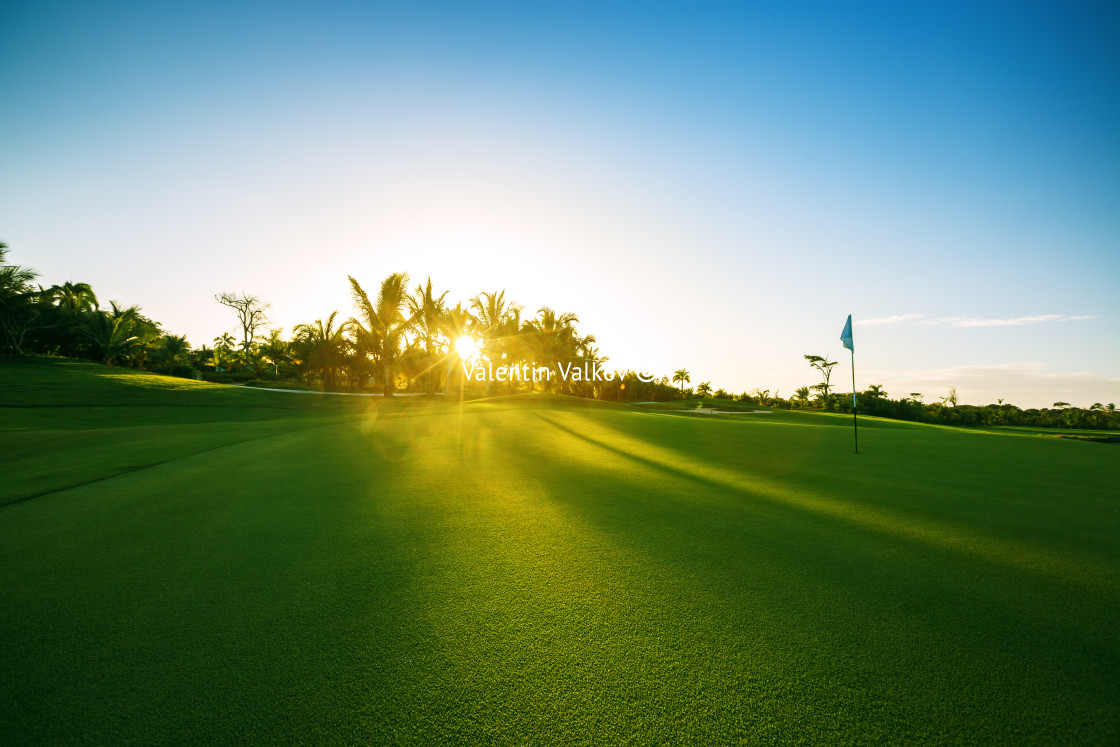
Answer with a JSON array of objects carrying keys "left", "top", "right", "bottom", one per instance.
[
  {"left": 215, "top": 292, "right": 269, "bottom": 372},
  {"left": 672, "top": 369, "right": 690, "bottom": 396},
  {"left": 348, "top": 273, "right": 412, "bottom": 395},
  {"left": 804, "top": 355, "right": 837, "bottom": 408}
]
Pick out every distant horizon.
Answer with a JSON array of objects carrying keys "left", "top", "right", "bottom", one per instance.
[
  {"left": 4, "top": 246, "right": 1115, "bottom": 410},
  {"left": 2, "top": 1, "right": 1117, "bottom": 409}
]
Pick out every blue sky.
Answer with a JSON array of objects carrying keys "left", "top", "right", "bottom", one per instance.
[{"left": 2, "top": 0, "right": 1117, "bottom": 406}]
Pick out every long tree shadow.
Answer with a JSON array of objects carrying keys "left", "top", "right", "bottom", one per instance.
[
  {"left": 508, "top": 410, "right": 1119, "bottom": 740},
  {"left": 531, "top": 410, "right": 1114, "bottom": 589}
]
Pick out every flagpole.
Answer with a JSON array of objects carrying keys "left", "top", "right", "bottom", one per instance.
[
  {"left": 840, "top": 313, "right": 857, "bottom": 454},
  {"left": 851, "top": 348, "right": 858, "bottom": 454}
]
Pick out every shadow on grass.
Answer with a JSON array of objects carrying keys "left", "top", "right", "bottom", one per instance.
[
  {"left": 531, "top": 411, "right": 1113, "bottom": 589},
  {"left": 494, "top": 411, "right": 1119, "bottom": 741}
]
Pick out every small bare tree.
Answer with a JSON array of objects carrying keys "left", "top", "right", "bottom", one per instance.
[{"left": 215, "top": 292, "right": 269, "bottom": 372}]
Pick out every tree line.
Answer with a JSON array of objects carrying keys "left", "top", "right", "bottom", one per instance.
[
  {"left": 795, "top": 353, "right": 1118, "bottom": 432},
  {"left": 2, "top": 243, "right": 1115, "bottom": 429},
  {"left": 0, "top": 244, "right": 681, "bottom": 400}
]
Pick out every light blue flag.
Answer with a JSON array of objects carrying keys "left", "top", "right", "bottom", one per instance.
[{"left": 840, "top": 314, "right": 854, "bottom": 352}]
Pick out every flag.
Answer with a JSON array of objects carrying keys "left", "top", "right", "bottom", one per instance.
[{"left": 840, "top": 314, "right": 854, "bottom": 352}]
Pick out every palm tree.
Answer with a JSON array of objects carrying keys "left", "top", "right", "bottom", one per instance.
[
  {"left": 939, "top": 388, "right": 959, "bottom": 408},
  {"left": 442, "top": 301, "right": 476, "bottom": 397},
  {"left": 524, "top": 307, "right": 580, "bottom": 392},
  {"left": 672, "top": 369, "right": 690, "bottom": 396},
  {"left": 471, "top": 290, "right": 521, "bottom": 335},
  {"left": 192, "top": 345, "right": 215, "bottom": 372},
  {"left": 0, "top": 244, "right": 36, "bottom": 297},
  {"left": 259, "top": 329, "right": 291, "bottom": 379},
  {"left": 570, "top": 334, "right": 607, "bottom": 397},
  {"left": 0, "top": 243, "right": 45, "bottom": 355},
  {"left": 155, "top": 333, "right": 190, "bottom": 371},
  {"left": 292, "top": 311, "right": 348, "bottom": 388},
  {"left": 471, "top": 289, "right": 523, "bottom": 372},
  {"left": 83, "top": 302, "right": 142, "bottom": 365},
  {"left": 348, "top": 273, "right": 413, "bottom": 395},
  {"left": 794, "top": 386, "right": 811, "bottom": 408},
  {"left": 697, "top": 381, "right": 712, "bottom": 398},
  {"left": 407, "top": 277, "right": 450, "bottom": 394},
  {"left": 47, "top": 281, "right": 99, "bottom": 314},
  {"left": 213, "top": 333, "right": 236, "bottom": 372}
]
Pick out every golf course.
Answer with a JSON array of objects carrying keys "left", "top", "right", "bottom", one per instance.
[{"left": 1, "top": 357, "right": 1117, "bottom": 744}]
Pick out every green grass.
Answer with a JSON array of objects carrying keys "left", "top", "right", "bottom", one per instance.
[
  {"left": 2, "top": 358, "right": 1118, "bottom": 744},
  {"left": 635, "top": 397, "right": 772, "bottom": 412}
]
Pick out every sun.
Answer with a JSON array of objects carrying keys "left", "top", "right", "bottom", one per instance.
[{"left": 455, "top": 335, "right": 481, "bottom": 361}]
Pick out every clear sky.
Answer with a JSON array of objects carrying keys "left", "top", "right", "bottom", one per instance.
[{"left": 2, "top": 0, "right": 1117, "bottom": 408}]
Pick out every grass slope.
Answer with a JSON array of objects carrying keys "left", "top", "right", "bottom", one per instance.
[{"left": 1, "top": 358, "right": 1118, "bottom": 744}]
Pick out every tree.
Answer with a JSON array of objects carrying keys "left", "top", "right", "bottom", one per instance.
[
  {"left": 83, "top": 302, "right": 145, "bottom": 365},
  {"left": 46, "top": 281, "right": 99, "bottom": 314},
  {"left": 571, "top": 335, "right": 607, "bottom": 398},
  {"left": 696, "top": 381, "right": 712, "bottom": 398},
  {"left": 941, "top": 387, "right": 959, "bottom": 407},
  {"left": 1053, "top": 401, "right": 1071, "bottom": 409},
  {"left": 292, "top": 312, "right": 348, "bottom": 388},
  {"left": 442, "top": 301, "right": 476, "bottom": 397},
  {"left": 1062, "top": 408, "right": 1082, "bottom": 429},
  {"left": 866, "top": 384, "right": 887, "bottom": 399},
  {"left": 347, "top": 273, "right": 413, "bottom": 395},
  {"left": 804, "top": 355, "right": 837, "bottom": 408},
  {"left": 0, "top": 243, "right": 48, "bottom": 355},
  {"left": 215, "top": 292, "right": 269, "bottom": 373},
  {"left": 471, "top": 290, "right": 521, "bottom": 337},
  {"left": 154, "top": 333, "right": 191, "bottom": 372},
  {"left": 259, "top": 329, "right": 291, "bottom": 378},
  {"left": 794, "top": 386, "right": 811, "bottom": 408},
  {"left": 407, "top": 277, "right": 450, "bottom": 394},
  {"left": 212, "top": 333, "right": 236, "bottom": 372},
  {"left": 471, "top": 289, "right": 523, "bottom": 382},
  {"left": 524, "top": 307, "right": 580, "bottom": 392},
  {"left": 672, "top": 369, "right": 690, "bottom": 396}
]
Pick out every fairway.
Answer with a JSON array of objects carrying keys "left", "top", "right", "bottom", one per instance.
[{"left": 2, "top": 360, "right": 1118, "bottom": 744}]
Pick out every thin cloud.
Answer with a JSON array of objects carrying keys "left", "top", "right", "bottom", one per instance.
[
  {"left": 925, "top": 314, "right": 1097, "bottom": 328},
  {"left": 858, "top": 313, "right": 924, "bottom": 326},
  {"left": 857, "top": 313, "right": 1098, "bottom": 328}
]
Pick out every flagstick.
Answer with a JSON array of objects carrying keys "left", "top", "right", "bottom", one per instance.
[{"left": 851, "top": 348, "right": 858, "bottom": 454}]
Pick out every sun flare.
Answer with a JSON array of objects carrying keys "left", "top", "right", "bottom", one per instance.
[{"left": 455, "top": 335, "right": 482, "bottom": 361}]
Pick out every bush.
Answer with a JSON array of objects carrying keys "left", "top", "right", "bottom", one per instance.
[
  {"left": 201, "top": 371, "right": 256, "bottom": 384},
  {"left": 167, "top": 365, "right": 200, "bottom": 380}
]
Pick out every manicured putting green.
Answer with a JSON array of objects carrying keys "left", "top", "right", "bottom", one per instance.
[{"left": 1, "top": 359, "right": 1117, "bottom": 743}]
